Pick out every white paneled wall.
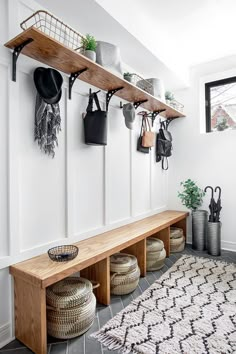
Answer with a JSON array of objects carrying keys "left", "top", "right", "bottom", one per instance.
[{"left": 0, "top": 0, "right": 168, "bottom": 347}]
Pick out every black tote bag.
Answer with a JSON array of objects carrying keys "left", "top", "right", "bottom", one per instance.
[{"left": 83, "top": 92, "right": 107, "bottom": 145}]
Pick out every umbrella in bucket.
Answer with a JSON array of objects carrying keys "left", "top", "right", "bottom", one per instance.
[
  {"left": 214, "top": 186, "right": 222, "bottom": 222},
  {"left": 204, "top": 185, "right": 222, "bottom": 222}
]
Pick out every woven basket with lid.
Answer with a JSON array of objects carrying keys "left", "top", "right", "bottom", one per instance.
[
  {"left": 147, "top": 248, "right": 166, "bottom": 271},
  {"left": 170, "top": 227, "right": 184, "bottom": 239},
  {"left": 146, "top": 237, "right": 164, "bottom": 252},
  {"left": 46, "top": 277, "right": 96, "bottom": 339},
  {"left": 110, "top": 253, "right": 138, "bottom": 274},
  {"left": 47, "top": 277, "right": 93, "bottom": 309},
  {"left": 146, "top": 238, "right": 166, "bottom": 271},
  {"left": 110, "top": 253, "right": 140, "bottom": 295},
  {"left": 170, "top": 235, "right": 185, "bottom": 253}
]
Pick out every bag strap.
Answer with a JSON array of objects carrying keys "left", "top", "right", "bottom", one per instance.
[
  {"left": 162, "top": 157, "right": 169, "bottom": 170},
  {"left": 93, "top": 92, "right": 101, "bottom": 111},
  {"left": 145, "top": 116, "right": 151, "bottom": 131},
  {"left": 139, "top": 117, "right": 145, "bottom": 137},
  {"left": 86, "top": 92, "right": 101, "bottom": 112},
  {"left": 86, "top": 93, "right": 94, "bottom": 112}
]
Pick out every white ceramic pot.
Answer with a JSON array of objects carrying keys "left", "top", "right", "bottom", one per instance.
[{"left": 83, "top": 50, "right": 96, "bottom": 62}]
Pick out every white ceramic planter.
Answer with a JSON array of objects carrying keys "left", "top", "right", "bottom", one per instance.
[{"left": 83, "top": 50, "right": 96, "bottom": 62}]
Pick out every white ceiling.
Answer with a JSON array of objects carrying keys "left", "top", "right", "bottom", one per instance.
[
  {"left": 96, "top": 0, "right": 236, "bottom": 81},
  {"left": 35, "top": 0, "right": 236, "bottom": 89},
  {"left": 35, "top": 0, "right": 188, "bottom": 90}
]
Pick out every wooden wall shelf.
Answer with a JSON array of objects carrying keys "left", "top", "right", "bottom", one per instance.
[{"left": 5, "top": 27, "right": 185, "bottom": 119}]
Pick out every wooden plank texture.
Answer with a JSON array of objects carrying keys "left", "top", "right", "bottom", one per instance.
[
  {"left": 5, "top": 27, "right": 185, "bottom": 118},
  {"left": 14, "top": 277, "right": 47, "bottom": 354},
  {"left": 80, "top": 257, "right": 110, "bottom": 305},
  {"left": 122, "top": 239, "right": 146, "bottom": 277},
  {"left": 10, "top": 211, "right": 188, "bottom": 288}
]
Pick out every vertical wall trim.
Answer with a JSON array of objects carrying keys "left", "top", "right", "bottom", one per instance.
[
  {"left": 8, "top": 67, "right": 20, "bottom": 256},
  {"left": 103, "top": 97, "right": 108, "bottom": 225},
  {"left": 64, "top": 87, "right": 69, "bottom": 238},
  {"left": 149, "top": 146, "right": 153, "bottom": 210},
  {"left": 129, "top": 129, "right": 133, "bottom": 217},
  {"left": 65, "top": 89, "right": 74, "bottom": 238}
]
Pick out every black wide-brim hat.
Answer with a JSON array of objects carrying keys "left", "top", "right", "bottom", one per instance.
[{"left": 34, "top": 67, "right": 63, "bottom": 104}]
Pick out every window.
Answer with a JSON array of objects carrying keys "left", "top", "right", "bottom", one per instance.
[{"left": 205, "top": 76, "right": 236, "bottom": 132}]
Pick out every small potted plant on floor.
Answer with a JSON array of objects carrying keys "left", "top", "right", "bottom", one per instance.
[
  {"left": 81, "top": 34, "right": 97, "bottom": 62},
  {"left": 178, "top": 179, "right": 207, "bottom": 250}
]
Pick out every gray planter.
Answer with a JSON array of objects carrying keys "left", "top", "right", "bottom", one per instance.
[
  {"left": 207, "top": 222, "right": 221, "bottom": 256},
  {"left": 192, "top": 210, "right": 208, "bottom": 251},
  {"left": 96, "top": 41, "right": 123, "bottom": 76},
  {"left": 83, "top": 50, "right": 96, "bottom": 62}
]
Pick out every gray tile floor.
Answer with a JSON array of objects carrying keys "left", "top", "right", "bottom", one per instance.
[{"left": 1, "top": 244, "right": 235, "bottom": 354}]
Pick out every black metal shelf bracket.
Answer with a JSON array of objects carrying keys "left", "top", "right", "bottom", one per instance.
[
  {"left": 106, "top": 87, "right": 123, "bottom": 110},
  {"left": 133, "top": 99, "right": 148, "bottom": 110},
  {"left": 12, "top": 38, "right": 33, "bottom": 82},
  {"left": 166, "top": 116, "right": 178, "bottom": 128},
  {"left": 69, "top": 68, "right": 88, "bottom": 99},
  {"left": 151, "top": 109, "right": 166, "bottom": 126}
]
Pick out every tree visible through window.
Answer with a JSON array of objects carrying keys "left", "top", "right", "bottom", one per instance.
[{"left": 205, "top": 76, "right": 236, "bottom": 132}]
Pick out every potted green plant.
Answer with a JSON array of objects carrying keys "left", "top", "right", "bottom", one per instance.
[
  {"left": 81, "top": 34, "right": 97, "bottom": 62},
  {"left": 165, "top": 91, "right": 174, "bottom": 105},
  {"left": 123, "top": 72, "right": 135, "bottom": 84},
  {"left": 178, "top": 179, "right": 207, "bottom": 250}
]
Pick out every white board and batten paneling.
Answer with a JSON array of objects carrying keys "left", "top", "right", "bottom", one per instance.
[{"left": 0, "top": 0, "right": 168, "bottom": 347}]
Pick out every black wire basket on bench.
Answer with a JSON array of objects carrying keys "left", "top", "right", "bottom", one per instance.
[{"left": 48, "top": 245, "right": 79, "bottom": 262}]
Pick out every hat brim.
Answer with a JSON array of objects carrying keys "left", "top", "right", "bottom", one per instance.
[
  {"left": 42, "top": 90, "right": 62, "bottom": 104},
  {"left": 125, "top": 118, "right": 135, "bottom": 130},
  {"left": 123, "top": 103, "right": 135, "bottom": 130},
  {"left": 34, "top": 67, "right": 63, "bottom": 104}
]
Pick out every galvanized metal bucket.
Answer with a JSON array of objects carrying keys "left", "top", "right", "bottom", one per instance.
[
  {"left": 192, "top": 210, "right": 208, "bottom": 251},
  {"left": 207, "top": 222, "right": 221, "bottom": 256}
]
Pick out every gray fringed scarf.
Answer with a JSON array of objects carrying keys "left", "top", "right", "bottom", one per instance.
[{"left": 34, "top": 93, "right": 61, "bottom": 158}]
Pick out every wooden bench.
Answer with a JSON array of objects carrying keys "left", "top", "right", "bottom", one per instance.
[{"left": 10, "top": 210, "right": 188, "bottom": 354}]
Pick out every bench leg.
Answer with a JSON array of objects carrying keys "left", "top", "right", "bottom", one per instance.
[
  {"left": 152, "top": 227, "right": 170, "bottom": 257},
  {"left": 122, "top": 239, "right": 146, "bottom": 277},
  {"left": 80, "top": 257, "right": 110, "bottom": 305},
  {"left": 14, "top": 277, "right": 47, "bottom": 354},
  {"left": 172, "top": 218, "right": 187, "bottom": 242}
]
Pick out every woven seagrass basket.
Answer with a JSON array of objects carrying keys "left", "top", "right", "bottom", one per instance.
[
  {"left": 147, "top": 248, "right": 166, "bottom": 271},
  {"left": 170, "top": 235, "right": 185, "bottom": 253},
  {"left": 46, "top": 277, "right": 96, "bottom": 339},
  {"left": 110, "top": 253, "right": 138, "bottom": 274},
  {"left": 170, "top": 227, "right": 184, "bottom": 239},
  {"left": 110, "top": 266, "right": 140, "bottom": 295},
  {"left": 146, "top": 238, "right": 164, "bottom": 252},
  {"left": 110, "top": 253, "right": 140, "bottom": 295}
]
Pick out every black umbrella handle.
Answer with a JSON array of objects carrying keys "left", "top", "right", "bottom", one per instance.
[
  {"left": 215, "top": 186, "right": 221, "bottom": 199},
  {"left": 204, "top": 186, "right": 214, "bottom": 198}
]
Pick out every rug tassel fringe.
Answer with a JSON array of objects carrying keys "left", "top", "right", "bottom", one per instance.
[{"left": 91, "top": 331, "right": 131, "bottom": 353}]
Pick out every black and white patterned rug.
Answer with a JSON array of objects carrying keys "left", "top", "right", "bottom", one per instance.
[{"left": 91, "top": 255, "right": 236, "bottom": 354}]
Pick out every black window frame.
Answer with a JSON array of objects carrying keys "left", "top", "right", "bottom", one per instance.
[{"left": 205, "top": 76, "right": 236, "bottom": 133}]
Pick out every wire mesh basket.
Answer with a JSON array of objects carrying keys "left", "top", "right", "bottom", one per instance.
[
  {"left": 48, "top": 245, "right": 79, "bottom": 262},
  {"left": 169, "top": 99, "right": 184, "bottom": 112},
  {"left": 20, "top": 10, "right": 84, "bottom": 50},
  {"left": 123, "top": 73, "right": 153, "bottom": 94}
]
